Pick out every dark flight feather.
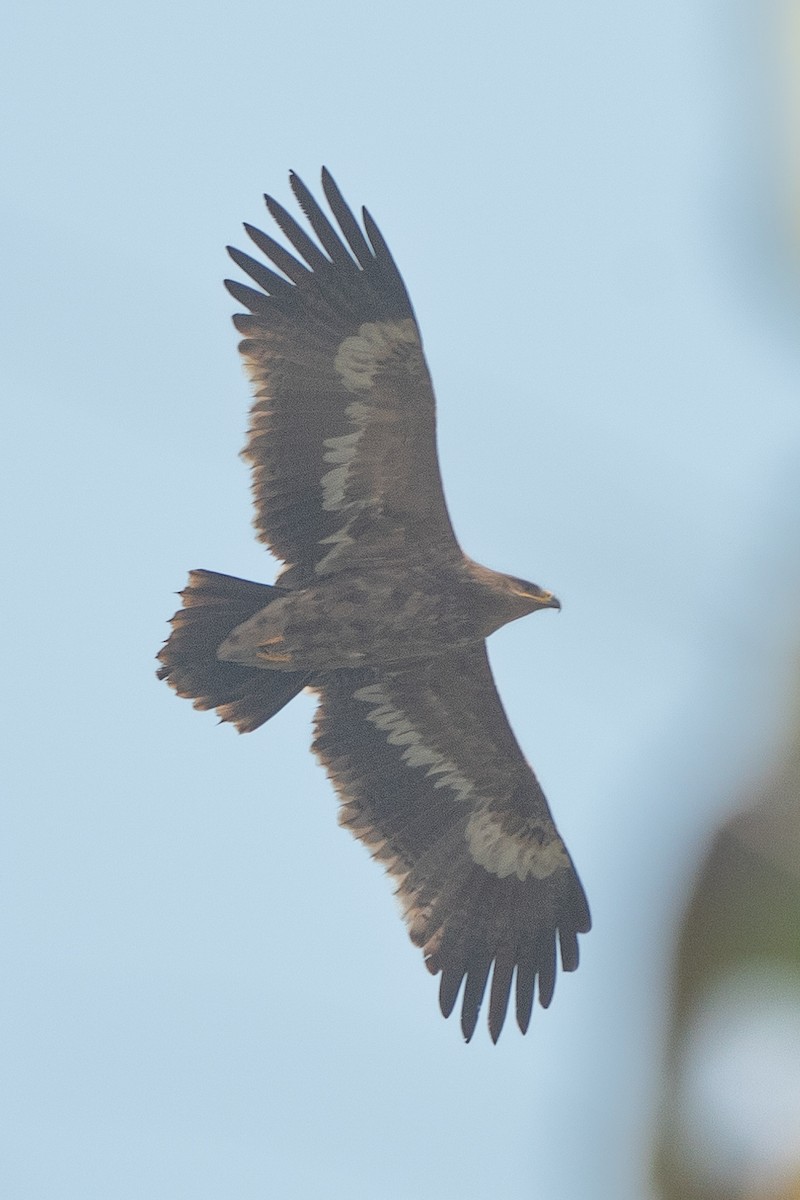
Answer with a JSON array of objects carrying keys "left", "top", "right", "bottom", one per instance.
[
  {"left": 289, "top": 171, "right": 358, "bottom": 270},
  {"left": 321, "top": 167, "right": 375, "bottom": 268},
  {"left": 226, "top": 246, "right": 295, "bottom": 298},
  {"left": 243, "top": 222, "right": 311, "bottom": 285},
  {"left": 264, "top": 192, "right": 331, "bottom": 271}
]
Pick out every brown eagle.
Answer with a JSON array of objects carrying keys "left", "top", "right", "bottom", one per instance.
[{"left": 158, "top": 169, "right": 590, "bottom": 1042}]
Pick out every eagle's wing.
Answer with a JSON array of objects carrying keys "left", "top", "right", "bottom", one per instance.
[
  {"left": 226, "top": 170, "right": 459, "bottom": 587},
  {"left": 312, "top": 644, "right": 591, "bottom": 1042}
]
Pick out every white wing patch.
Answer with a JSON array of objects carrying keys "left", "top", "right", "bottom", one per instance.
[
  {"left": 317, "top": 400, "right": 371, "bottom": 574},
  {"left": 316, "top": 320, "right": 421, "bottom": 575},
  {"left": 353, "top": 682, "right": 475, "bottom": 804},
  {"left": 319, "top": 399, "right": 371, "bottom": 515},
  {"left": 466, "top": 810, "right": 568, "bottom": 881},
  {"left": 314, "top": 517, "right": 358, "bottom": 575},
  {"left": 320, "top": 427, "right": 363, "bottom": 512},
  {"left": 334, "top": 319, "right": 418, "bottom": 394}
]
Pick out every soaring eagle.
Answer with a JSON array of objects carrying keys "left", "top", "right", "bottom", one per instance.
[{"left": 158, "top": 170, "right": 590, "bottom": 1042}]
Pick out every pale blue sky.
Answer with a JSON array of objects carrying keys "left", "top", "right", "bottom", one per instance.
[{"left": 3, "top": 2, "right": 799, "bottom": 1198}]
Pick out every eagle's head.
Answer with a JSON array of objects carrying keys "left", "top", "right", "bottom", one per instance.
[
  {"left": 502, "top": 573, "right": 561, "bottom": 614},
  {"left": 465, "top": 559, "right": 561, "bottom": 630}
]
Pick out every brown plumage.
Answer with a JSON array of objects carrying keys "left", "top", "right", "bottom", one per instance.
[{"left": 158, "top": 169, "right": 590, "bottom": 1041}]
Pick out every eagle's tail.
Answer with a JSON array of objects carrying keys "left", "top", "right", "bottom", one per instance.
[{"left": 157, "top": 569, "right": 310, "bottom": 733}]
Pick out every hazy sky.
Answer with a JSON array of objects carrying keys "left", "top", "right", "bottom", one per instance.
[{"left": 3, "top": 2, "right": 799, "bottom": 1198}]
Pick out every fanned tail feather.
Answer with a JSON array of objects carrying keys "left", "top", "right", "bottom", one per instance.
[{"left": 157, "top": 569, "right": 309, "bottom": 732}]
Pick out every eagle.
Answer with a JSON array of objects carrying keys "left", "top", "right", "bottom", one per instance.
[{"left": 158, "top": 169, "right": 590, "bottom": 1042}]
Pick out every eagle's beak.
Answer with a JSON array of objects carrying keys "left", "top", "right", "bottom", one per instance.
[{"left": 540, "top": 591, "right": 561, "bottom": 611}]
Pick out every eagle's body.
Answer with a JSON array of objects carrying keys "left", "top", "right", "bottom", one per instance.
[
  {"left": 158, "top": 170, "right": 590, "bottom": 1042},
  {"left": 218, "top": 558, "right": 559, "bottom": 672}
]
